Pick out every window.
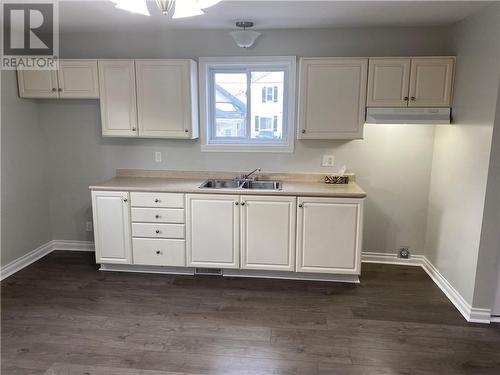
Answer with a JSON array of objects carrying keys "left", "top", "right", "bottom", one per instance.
[
  {"left": 200, "top": 57, "right": 296, "bottom": 152},
  {"left": 261, "top": 86, "right": 278, "bottom": 103}
]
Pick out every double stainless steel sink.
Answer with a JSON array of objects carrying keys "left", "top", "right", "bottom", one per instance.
[{"left": 200, "top": 179, "right": 282, "bottom": 191}]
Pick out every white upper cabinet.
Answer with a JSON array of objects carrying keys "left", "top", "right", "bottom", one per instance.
[
  {"left": 136, "top": 60, "right": 198, "bottom": 139},
  {"left": 367, "top": 58, "right": 411, "bottom": 107},
  {"left": 408, "top": 57, "right": 454, "bottom": 107},
  {"left": 92, "top": 191, "right": 132, "bottom": 265},
  {"left": 98, "top": 60, "right": 138, "bottom": 137},
  {"left": 298, "top": 58, "right": 368, "bottom": 140},
  {"left": 186, "top": 194, "right": 240, "bottom": 269},
  {"left": 18, "top": 60, "right": 99, "bottom": 99},
  {"left": 17, "top": 69, "right": 59, "bottom": 98},
  {"left": 58, "top": 60, "right": 99, "bottom": 98},
  {"left": 240, "top": 196, "right": 296, "bottom": 272},
  {"left": 367, "top": 57, "right": 455, "bottom": 108},
  {"left": 296, "top": 197, "right": 363, "bottom": 275}
]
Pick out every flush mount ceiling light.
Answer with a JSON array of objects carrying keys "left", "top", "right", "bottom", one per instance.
[
  {"left": 229, "top": 21, "right": 261, "bottom": 49},
  {"left": 110, "top": 0, "right": 222, "bottom": 18}
]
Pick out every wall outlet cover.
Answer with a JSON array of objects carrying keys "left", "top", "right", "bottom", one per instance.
[
  {"left": 85, "top": 221, "right": 93, "bottom": 232},
  {"left": 398, "top": 247, "right": 410, "bottom": 259},
  {"left": 322, "top": 155, "right": 335, "bottom": 167}
]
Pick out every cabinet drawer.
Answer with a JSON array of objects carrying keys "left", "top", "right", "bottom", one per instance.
[
  {"left": 131, "top": 208, "right": 184, "bottom": 223},
  {"left": 132, "top": 238, "right": 185, "bottom": 266},
  {"left": 132, "top": 223, "right": 185, "bottom": 239},
  {"left": 131, "top": 192, "right": 184, "bottom": 208}
]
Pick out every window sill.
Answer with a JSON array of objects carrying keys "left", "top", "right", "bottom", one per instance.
[{"left": 201, "top": 142, "right": 294, "bottom": 153}]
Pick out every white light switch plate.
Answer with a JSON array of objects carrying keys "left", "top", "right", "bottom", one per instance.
[
  {"left": 321, "top": 155, "right": 335, "bottom": 167},
  {"left": 155, "top": 151, "right": 162, "bottom": 163}
]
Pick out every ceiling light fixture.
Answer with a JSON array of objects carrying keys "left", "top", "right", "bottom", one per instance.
[
  {"left": 110, "top": 0, "right": 222, "bottom": 18},
  {"left": 229, "top": 21, "right": 261, "bottom": 49}
]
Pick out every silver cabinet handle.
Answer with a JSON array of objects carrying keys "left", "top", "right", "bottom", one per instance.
[
  {"left": 235, "top": 202, "right": 239, "bottom": 205},
  {"left": 403, "top": 96, "right": 409, "bottom": 101},
  {"left": 58, "top": 88, "right": 62, "bottom": 92},
  {"left": 155, "top": 215, "right": 160, "bottom": 219},
  {"left": 301, "top": 129, "right": 306, "bottom": 134},
  {"left": 52, "top": 88, "right": 57, "bottom": 92},
  {"left": 155, "top": 230, "right": 160, "bottom": 234},
  {"left": 123, "top": 198, "right": 128, "bottom": 202},
  {"left": 241, "top": 202, "right": 246, "bottom": 206},
  {"left": 132, "top": 127, "right": 136, "bottom": 131},
  {"left": 155, "top": 250, "right": 161, "bottom": 255},
  {"left": 411, "top": 96, "right": 416, "bottom": 101},
  {"left": 185, "top": 129, "right": 189, "bottom": 133},
  {"left": 154, "top": 199, "right": 160, "bottom": 203},
  {"left": 298, "top": 204, "right": 303, "bottom": 208}
]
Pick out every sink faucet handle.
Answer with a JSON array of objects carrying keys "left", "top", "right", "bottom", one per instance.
[{"left": 244, "top": 168, "right": 261, "bottom": 180}]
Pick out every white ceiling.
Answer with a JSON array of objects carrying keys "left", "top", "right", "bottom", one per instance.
[{"left": 59, "top": 0, "right": 492, "bottom": 32}]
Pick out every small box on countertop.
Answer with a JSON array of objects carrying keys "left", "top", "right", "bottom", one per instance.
[{"left": 324, "top": 175, "right": 349, "bottom": 184}]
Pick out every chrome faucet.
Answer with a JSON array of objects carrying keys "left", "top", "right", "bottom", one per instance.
[{"left": 240, "top": 168, "right": 261, "bottom": 180}]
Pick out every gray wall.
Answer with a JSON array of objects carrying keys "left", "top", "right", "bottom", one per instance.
[
  {"left": 37, "top": 26, "right": 451, "bottom": 253},
  {"left": 475, "top": 77, "right": 500, "bottom": 311},
  {"left": 1, "top": 71, "right": 51, "bottom": 267},
  {"left": 424, "top": 3, "right": 500, "bottom": 305}
]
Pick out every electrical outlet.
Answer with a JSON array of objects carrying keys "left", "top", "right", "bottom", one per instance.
[
  {"left": 321, "top": 154, "right": 335, "bottom": 167},
  {"left": 86, "top": 221, "right": 93, "bottom": 232},
  {"left": 155, "top": 151, "right": 162, "bottom": 163},
  {"left": 398, "top": 247, "right": 410, "bottom": 259}
]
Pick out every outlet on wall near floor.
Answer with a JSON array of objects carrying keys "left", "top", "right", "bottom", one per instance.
[
  {"left": 321, "top": 154, "right": 335, "bottom": 167},
  {"left": 85, "top": 221, "right": 93, "bottom": 232},
  {"left": 398, "top": 247, "right": 410, "bottom": 258},
  {"left": 155, "top": 151, "right": 162, "bottom": 163}
]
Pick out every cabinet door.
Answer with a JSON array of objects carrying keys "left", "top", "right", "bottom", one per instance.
[
  {"left": 58, "top": 60, "right": 99, "bottom": 98},
  {"left": 136, "top": 60, "right": 198, "bottom": 139},
  {"left": 296, "top": 197, "right": 363, "bottom": 275},
  {"left": 17, "top": 69, "right": 58, "bottom": 98},
  {"left": 98, "top": 60, "right": 138, "bottom": 137},
  {"left": 91, "top": 191, "right": 132, "bottom": 264},
  {"left": 298, "top": 58, "right": 368, "bottom": 140},
  {"left": 367, "top": 58, "right": 411, "bottom": 107},
  {"left": 241, "top": 196, "right": 296, "bottom": 271},
  {"left": 408, "top": 57, "right": 454, "bottom": 107},
  {"left": 186, "top": 194, "right": 239, "bottom": 268}
]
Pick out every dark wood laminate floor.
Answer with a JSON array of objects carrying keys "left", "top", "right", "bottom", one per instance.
[{"left": 2, "top": 251, "right": 500, "bottom": 375}]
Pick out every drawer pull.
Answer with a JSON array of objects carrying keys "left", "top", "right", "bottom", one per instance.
[
  {"left": 155, "top": 250, "right": 161, "bottom": 255},
  {"left": 155, "top": 215, "right": 161, "bottom": 219},
  {"left": 155, "top": 230, "right": 160, "bottom": 234},
  {"left": 154, "top": 198, "right": 160, "bottom": 203}
]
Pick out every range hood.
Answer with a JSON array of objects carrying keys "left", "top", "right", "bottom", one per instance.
[{"left": 366, "top": 108, "right": 451, "bottom": 124}]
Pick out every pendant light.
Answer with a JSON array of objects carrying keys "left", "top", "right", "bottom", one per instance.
[
  {"left": 155, "top": 0, "right": 175, "bottom": 16},
  {"left": 229, "top": 21, "right": 261, "bottom": 49},
  {"left": 110, "top": 0, "right": 222, "bottom": 18}
]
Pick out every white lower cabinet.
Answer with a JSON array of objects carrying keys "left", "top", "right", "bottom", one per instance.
[
  {"left": 92, "top": 190, "right": 364, "bottom": 278},
  {"left": 186, "top": 194, "right": 240, "bottom": 268},
  {"left": 296, "top": 197, "right": 363, "bottom": 274},
  {"left": 91, "top": 191, "right": 132, "bottom": 264},
  {"left": 241, "top": 196, "right": 296, "bottom": 271}
]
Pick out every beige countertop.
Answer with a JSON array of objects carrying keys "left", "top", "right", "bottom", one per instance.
[{"left": 89, "top": 170, "right": 367, "bottom": 198}]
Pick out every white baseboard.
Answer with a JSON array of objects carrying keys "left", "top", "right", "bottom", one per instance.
[
  {"left": 1, "top": 243, "right": 493, "bottom": 323},
  {"left": 52, "top": 240, "right": 95, "bottom": 252},
  {"left": 0, "top": 241, "right": 54, "bottom": 280},
  {"left": 491, "top": 316, "right": 500, "bottom": 323},
  {"left": 362, "top": 251, "right": 424, "bottom": 266}
]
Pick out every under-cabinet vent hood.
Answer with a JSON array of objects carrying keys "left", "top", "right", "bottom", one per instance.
[{"left": 366, "top": 108, "right": 451, "bottom": 124}]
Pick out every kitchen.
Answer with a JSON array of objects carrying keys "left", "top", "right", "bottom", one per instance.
[{"left": 1, "top": 1, "right": 500, "bottom": 374}]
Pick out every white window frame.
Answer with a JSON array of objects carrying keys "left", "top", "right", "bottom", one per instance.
[{"left": 199, "top": 56, "right": 296, "bottom": 153}]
